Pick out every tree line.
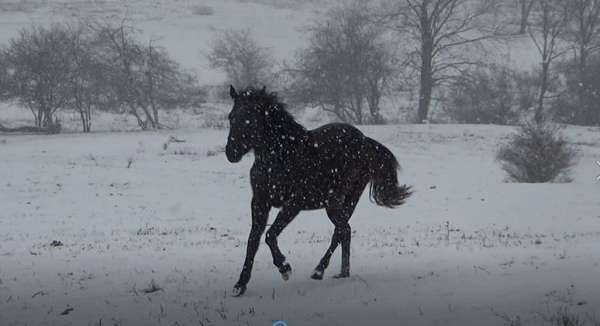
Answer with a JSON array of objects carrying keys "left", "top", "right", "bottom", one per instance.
[
  {"left": 208, "top": 0, "right": 600, "bottom": 126},
  {"left": 0, "top": 20, "right": 203, "bottom": 133},
  {"left": 2, "top": 0, "right": 600, "bottom": 131}
]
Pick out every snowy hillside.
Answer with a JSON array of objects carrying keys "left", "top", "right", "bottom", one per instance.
[
  {"left": 1, "top": 124, "right": 599, "bottom": 325},
  {"left": 0, "top": 0, "right": 321, "bottom": 85},
  {"left": 0, "top": 0, "right": 539, "bottom": 87}
]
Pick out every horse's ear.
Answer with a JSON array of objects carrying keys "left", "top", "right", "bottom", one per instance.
[{"left": 229, "top": 85, "right": 237, "bottom": 99}]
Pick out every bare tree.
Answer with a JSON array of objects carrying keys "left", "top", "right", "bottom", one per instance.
[
  {"left": 386, "top": 0, "right": 505, "bottom": 123},
  {"left": 0, "top": 19, "right": 201, "bottom": 132},
  {"left": 567, "top": 0, "right": 600, "bottom": 123},
  {"left": 93, "top": 20, "right": 153, "bottom": 129},
  {"left": 207, "top": 30, "right": 274, "bottom": 90},
  {"left": 1, "top": 24, "right": 72, "bottom": 129},
  {"left": 143, "top": 40, "right": 202, "bottom": 127},
  {"left": 570, "top": 0, "right": 600, "bottom": 73},
  {"left": 0, "top": 23, "right": 111, "bottom": 133},
  {"left": 291, "top": 2, "right": 396, "bottom": 124},
  {"left": 63, "top": 23, "right": 111, "bottom": 132},
  {"left": 93, "top": 20, "right": 199, "bottom": 130},
  {"left": 528, "top": 0, "right": 570, "bottom": 123},
  {"left": 516, "top": 0, "right": 536, "bottom": 34},
  {"left": 65, "top": 25, "right": 93, "bottom": 132},
  {"left": 0, "top": 51, "right": 7, "bottom": 101}
]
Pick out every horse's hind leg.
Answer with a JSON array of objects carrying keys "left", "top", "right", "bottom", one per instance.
[
  {"left": 333, "top": 221, "right": 352, "bottom": 279},
  {"left": 312, "top": 177, "right": 369, "bottom": 280},
  {"left": 265, "top": 206, "right": 300, "bottom": 281},
  {"left": 310, "top": 226, "right": 340, "bottom": 280},
  {"left": 312, "top": 196, "right": 360, "bottom": 279}
]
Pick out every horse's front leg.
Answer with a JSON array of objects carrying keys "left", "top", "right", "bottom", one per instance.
[
  {"left": 232, "top": 197, "right": 270, "bottom": 297},
  {"left": 265, "top": 205, "right": 300, "bottom": 281}
]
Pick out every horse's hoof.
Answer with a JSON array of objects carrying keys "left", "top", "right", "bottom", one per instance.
[
  {"left": 310, "top": 270, "right": 324, "bottom": 280},
  {"left": 231, "top": 284, "right": 247, "bottom": 297},
  {"left": 332, "top": 272, "right": 350, "bottom": 279},
  {"left": 279, "top": 263, "right": 292, "bottom": 281}
]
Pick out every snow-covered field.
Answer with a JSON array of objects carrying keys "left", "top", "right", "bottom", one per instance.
[
  {"left": 1, "top": 1, "right": 600, "bottom": 325},
  {"left": 1, "top": 124, "right": 599, "bottom": 326}
]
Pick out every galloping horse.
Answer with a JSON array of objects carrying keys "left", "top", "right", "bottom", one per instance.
[{"left": 225, "top": 86, "right": 411, "bottom": 296}]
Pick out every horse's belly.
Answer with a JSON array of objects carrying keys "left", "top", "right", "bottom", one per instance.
[
  {"left": 267, "top": 171, "right": 335, "bottom": 210},
  {"left": 288, "top": 187, "right": 329, "bottom": 210}
]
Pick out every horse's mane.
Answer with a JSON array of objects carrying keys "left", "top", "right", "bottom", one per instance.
[
  {"left": 239, "top": 87, "right": 307, "bottom": 139},
  {"left": 238, "top": 87, "right": 282, "bottom": 109}
]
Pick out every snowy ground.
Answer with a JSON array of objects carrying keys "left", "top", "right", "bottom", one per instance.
[{"left": 1, "top": 124, "right": 599, "bottom": 326}]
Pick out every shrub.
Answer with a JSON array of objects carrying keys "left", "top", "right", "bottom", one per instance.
[
  {"left": 445, "top": 66, "right": 536, "bottom": 125},
  {"left": 497, "top": 121, "right": 577, "bottom": 183},
  {"left": 552, "top": 54, "right": 600, "bottom": 126}
]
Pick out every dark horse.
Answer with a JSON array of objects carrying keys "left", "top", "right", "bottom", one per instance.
[{"left": 225, "top": 86, "right": 411, "bottom": 296}]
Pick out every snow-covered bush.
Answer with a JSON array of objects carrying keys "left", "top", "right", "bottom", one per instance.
[{"left": 497, "top": 121, "right": 576, "bottom": 183}]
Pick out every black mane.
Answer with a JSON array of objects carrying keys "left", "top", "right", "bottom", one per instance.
[
  {"left": 237, "top": 86, "right": 283, "bottom": 109},
  {"left": 239, "top": 87, "right": 307, "bottom": 146}
]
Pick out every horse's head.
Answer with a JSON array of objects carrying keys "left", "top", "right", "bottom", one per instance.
[{"left": 225, "top": 85, "right": 267, "bottom": 163}]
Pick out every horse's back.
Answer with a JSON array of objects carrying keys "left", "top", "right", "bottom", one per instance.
[
  {"left": 306, "top": 122, "right": 370, "bottom": 174},
  {"left": 308, "top": 123, "right": 366, "bottom": 149},
  {"left": 309, "top": 122, "right": 364, "bottom": 137}
]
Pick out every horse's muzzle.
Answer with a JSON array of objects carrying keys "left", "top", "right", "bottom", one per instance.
[{"left": 225, "top": 145, "right": 243, "bottom": 163}]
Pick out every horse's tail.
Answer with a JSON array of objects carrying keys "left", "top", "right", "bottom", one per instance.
[{"left": 364, "top": 137, "right": 412, "bottom": 208}]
